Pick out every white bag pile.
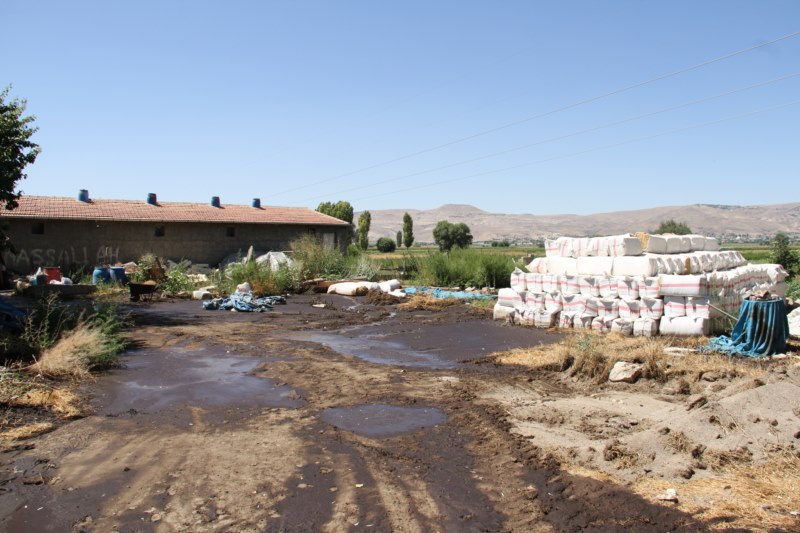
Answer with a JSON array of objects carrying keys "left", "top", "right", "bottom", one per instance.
[{"left": 494, "top": 233, "right": 788, "bottom": 337}]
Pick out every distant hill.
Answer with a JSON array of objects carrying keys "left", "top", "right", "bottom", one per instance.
[{"left": 359, "top": 202, "right": 800, "bottom": 244}]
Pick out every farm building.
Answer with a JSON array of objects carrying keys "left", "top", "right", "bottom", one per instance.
[{"left": 0, "top": 191, "right": 351, "bottom": 273}]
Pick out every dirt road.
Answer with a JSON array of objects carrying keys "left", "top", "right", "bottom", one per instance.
[{"left": 0, "top": 295, "right": 771, "bottom": 531}]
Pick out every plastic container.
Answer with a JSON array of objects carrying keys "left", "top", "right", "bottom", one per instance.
[
  {"left": 92, "top": 267, "right": 112, "bottom": 285},
  {"left": 43, "top": 266, "right": 62, "bottom": 283},
  {"left": 110, "top": 266, "right": 127, "bottom": 284}
]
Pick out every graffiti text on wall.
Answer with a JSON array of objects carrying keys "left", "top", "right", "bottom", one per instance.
[{"left": 3, "top": 246, "right": 120, "bottom": 271}]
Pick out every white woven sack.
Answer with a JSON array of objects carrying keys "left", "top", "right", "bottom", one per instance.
[
  {"left": 559, "top": 312, "right": 575, "bottom": 329},
  {"left": 705, "top": 237, "right": 720, "bottom": 251},
  {"left": 617, "top": 277, "right": 640, "bottom": 301},
  {"left": 527, "top": 257, "right": 546, "bottom": 273},
  {"left": 611, "top": 256, "right": 659, "bottom": 277},
  {"left": 633, "top": 317, "right": 659, "bottom": 337},
  {"left": 576, "top": 256, "right": 614, "bottom": 276},
  {"left": 561, "top": 294, "right": 585, "bottom": 315},
  {"left": 592, "top": 316, "right": 615, "bottom": 334},
  {"left": 498, "top": 288, "right": 525, "bottom": 309},
  {"left": 547, "top": 257, "right": 579, "bottom": 275},
  {"left": 515, "top": 309, "right": 536, "bottom": 327},
  {"left": 658, "top": 274, "right": 708, "bottom": 297},
  {"left": 664, "top": 295, "right": 687, "bottom": 317},
  {"left": 608, "top": 235, "right": 643, "bottom": 257},
  {"left": 639, "top": 277, "right": 660, "bottom": 298},
  {"left": 510, "top": 268, "right": 526, "bottom": 292},
  {"left": 639, "top": 297, "right": 664, "bottom": 319},
  {"left": 560, "top": 275, "right": 580, "bottom": 295},
  {"left": 688, "top": 235, "right": 706, "bottom": 252},
  {"left": 544, "top": 292, "right": 563, "bottom": 312},
  {"left": 598, "top": 298, "right": 620, "bottom": 319},
  {"left": 541, "top": 273, "right": 559, "bottom": 293},
  {"left": 686, "top": 296, "right": 710, "bottom": 319},
  {"left": 578, "top": 276, "right": 600, "bottom": 297},
  {"left": 598, "top": 277, "right": 619, "bottom": 298},
  {"left": 619, "top": 299, "right": 640, "bottom": 319},
  {"left": 611, "top": 319, "right": 634, "bottom": 336},
  {"left": 525, "top": 272, "right": 543, "bottom": 294},
  {"left": 646, "top": 235, "right": 668, "bottom": 254},
  {"left": 659, "top": 316, "right": 709, "bottom": 336},
  {"left": 574, "top": 314, "right": 594, "bottom": 329},
  {"left": 525, "top": 293, "right": 546, "bottom": 312},
  {"left": 534, "top": 310, "right": 559, "bottom": 328},
  {"left": 493, "top": 304, "right": 517, "bottom": 321}
]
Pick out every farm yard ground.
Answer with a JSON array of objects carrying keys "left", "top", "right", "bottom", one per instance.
[{"left": 1, "top": 294, "right": 799, "bottom": 532}]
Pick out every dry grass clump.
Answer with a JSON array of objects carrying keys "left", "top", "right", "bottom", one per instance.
[
  {"left": 31, "top": 320, "right": 123, "bottom": 378},
  {"left": 397, "top": 294, "right": 463, "bottom": 311},
  {"left": 634, "top": 450, "right": 800, "bottom": 530},
  {"left": 0, "top": 422, "right": 55, "bottom": 442},
  {"left": 4, "top": 386, "right": 85, "bottom": 418},
  {"left": 491, "top": 331, "right": 775, "bottom": 382}
]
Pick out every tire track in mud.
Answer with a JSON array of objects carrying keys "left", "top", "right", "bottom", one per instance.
[{"left": 0, "top": 298, "right": 727, "bottom": 531}]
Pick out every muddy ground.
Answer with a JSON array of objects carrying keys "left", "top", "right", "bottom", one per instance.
[{"left": 1, "top": 294, "right": 798, "bottom": 532}]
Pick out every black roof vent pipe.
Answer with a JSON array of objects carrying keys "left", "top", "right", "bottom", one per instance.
[
  {"left": 78, "top": 189, "right": 90, "bottom": 202},
  {"left": 211, "top": 196, "right": 221, "bottom": 208},
  {"left": 147, "top": 193, "right": 158, "bottom": 205},
  {"left": 252, "top": 198, "right": 261, "bottom": 208}
]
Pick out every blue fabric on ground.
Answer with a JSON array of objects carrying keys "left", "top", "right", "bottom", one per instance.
[
  {"left": 706, "top": 298, "right": 789, "bottom": 357},
  {"left": 203, "top": 293, "right": 286, "bottom": 312},
  {"left": 403, "top": 287, "right": 496, "bottom": 300},
  {"left": 0, "top": 296, "right": 26, "bottom": 332}
]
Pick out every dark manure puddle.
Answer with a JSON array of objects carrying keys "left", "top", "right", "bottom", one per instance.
[
  {"left": 321, "top": 404, "right": 447, "bottom": 437},
  {"left": 94, "top": 345, "right": 304, "bottom": 414}
]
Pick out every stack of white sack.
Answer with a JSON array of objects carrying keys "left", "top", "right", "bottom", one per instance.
[
  {"left": 545, "top": 235, "right": 643, "bottom": 258},
  {"left": 527, "top": 251, "right": 746, "bottom": 278},
  {"left": 494, "top": 233, "right": 787, "bottom": 337}
]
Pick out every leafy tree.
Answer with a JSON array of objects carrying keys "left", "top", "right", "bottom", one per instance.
[
  {"left": 653, "top": 219, "right": 692, "bottom": 235},
  {"left": 491, "top": 240, "right": 510, "bottom": 247},
  {"left": 396, "top": 230, "right": 402, "bottom": 248},
  {"left": 770, "top": 233, "right": 799, "bottom": 278},
  {"left": 316, "top": 200, "right": 355, "bottom": 242},
  {"left": 357, "top": 211, "right": 371, "bottom": 251},
  {"left": 402, "top": 212, "right": 414, "bottom": 249},
  {"left": 1, "top": 86, "right": 40, "bottom": 251},
  {"left": 433, "top": 221, "right": 473, "bottom": 252},
  {"left": 376, "top": 237, "right": 396, "bottom": 253}
]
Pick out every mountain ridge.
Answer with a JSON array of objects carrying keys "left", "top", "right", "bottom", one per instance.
[{"left": 359, "top": 202, "right": 800, "bottom": 243}]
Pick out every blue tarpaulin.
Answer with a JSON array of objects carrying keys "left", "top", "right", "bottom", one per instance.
[
  {"left": 203, "top": 293, "right": 286, "bottom": 312},
  {"left": 706, "top": 298, "right": 790, "bottom": 357},
  {"left": 403, "top": 287, "right": 496, "bottom": 300}
]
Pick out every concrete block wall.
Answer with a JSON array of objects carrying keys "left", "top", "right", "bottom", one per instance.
[{"left": 2, "top": 219, "right": 349, "bottom": 274}]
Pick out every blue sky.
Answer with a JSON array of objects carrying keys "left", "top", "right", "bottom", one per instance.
[{"left": 3, "top": 1, "right": 799, "bottom": 215}]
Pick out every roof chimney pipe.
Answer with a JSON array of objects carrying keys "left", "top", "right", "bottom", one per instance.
[
  {"left": 252, "top": 198, "right": 261, "bottom": 209},
  {"left": 78, "top": 189, "right": 90, "bottom": 202},
  {"left": 147, "top": 193, "right": 158, "bottom": 205},
  {"left": 211, "top": 196, "right": 221, "bottom": 208}
]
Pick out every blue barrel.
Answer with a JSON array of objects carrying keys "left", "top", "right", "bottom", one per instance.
[
  {"left": 92, "top": 267, "right": 112, "bottom": 285},
  {"left": 110, "top": 266, "right": 127, "bottom": 284}
]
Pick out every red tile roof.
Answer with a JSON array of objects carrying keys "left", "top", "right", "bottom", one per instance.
[{"left": 1, "top": 196, "right": 351, "bottom": 227}]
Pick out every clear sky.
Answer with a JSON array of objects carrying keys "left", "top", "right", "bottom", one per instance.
[{"left": 3, "top": 1, "right": 799, "bottom": 215}]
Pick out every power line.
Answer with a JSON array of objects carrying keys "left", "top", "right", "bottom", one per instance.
[
  {"left": 301, "top": 71, "right": 800, "bottom": 203},
  {"left": 348, "top": 99, "right": 800, "bottom": 202},
  {"left": 271, "top": 30, "right": 800, "bottom": 199}
]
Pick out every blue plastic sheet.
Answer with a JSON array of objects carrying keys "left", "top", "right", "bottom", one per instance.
[
  {"left": 203, "top": 293, "right": 286, "bottom": 312},
  {"left": 403, "top": 287, "right": 496, "bottom": 300},
  {"left": 706, "top": 299, "right": 790, "bottom": 357}
]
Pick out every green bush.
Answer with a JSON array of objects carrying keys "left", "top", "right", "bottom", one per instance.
[
  {"left": 787, "top": 279, "right": 800, "bottom": 300},
  {"left": 376, "top": 237, "right": 396, "bottom": 253},
  {"left": 161, "top": 263, "right": 196, "bottom": 294},
  {"left": 1, "top": 295, "right": 127, "bottom": 368},
  {"left": 412, "top": 248, "right": 515, "bottom": 289}
]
